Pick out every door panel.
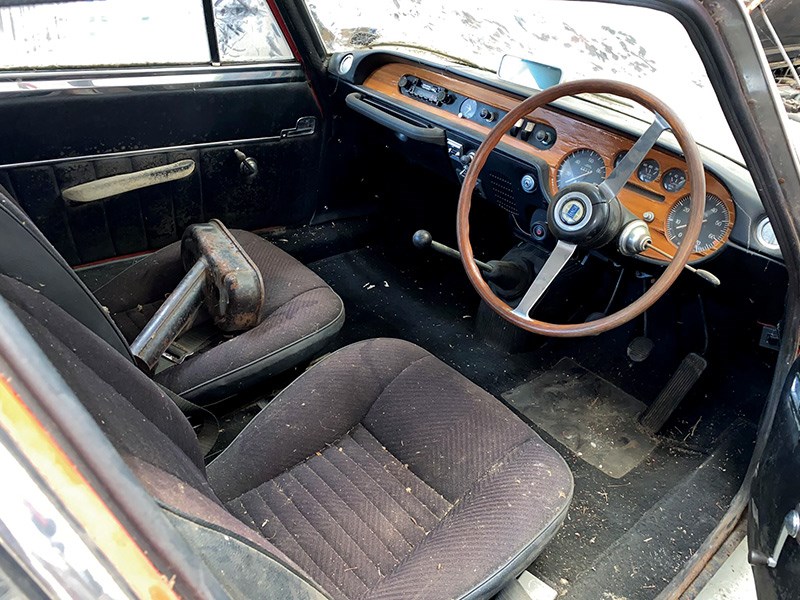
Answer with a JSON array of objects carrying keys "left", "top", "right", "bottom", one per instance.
[
  {"left": 0, "top": 72, "right": 323, "bottom": 265},
  {"left": 749, "top": 358, "right": 800, "bottom": 599}
]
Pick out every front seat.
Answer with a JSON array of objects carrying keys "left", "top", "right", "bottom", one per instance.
[
  {"left": 1, "top": 273, "right": 574, "bottom": 599},
  {"left": 0, "top": 186, "right": 344, "bottom": 402}
]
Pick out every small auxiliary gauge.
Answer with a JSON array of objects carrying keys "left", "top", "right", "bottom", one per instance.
[
  {"left": 661, "top": 168, "right": 687, "bottom": 193},
  {"left": 637, "top": 159, "right": 660, "bottom": 183},
  {"left": 459, "top": 98, "right": 478, "bottom": 119},
  {"left": 756, "top": 217, "right": 780, "bottom": 251}
]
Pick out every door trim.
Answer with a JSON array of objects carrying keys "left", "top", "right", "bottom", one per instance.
[{"left": 0, "top": 117, "right": 318, "bottom": 170}]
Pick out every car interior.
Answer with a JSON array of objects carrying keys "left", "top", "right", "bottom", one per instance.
[{"left": 0, "top": 0, "right": 793, "bottom": 598}]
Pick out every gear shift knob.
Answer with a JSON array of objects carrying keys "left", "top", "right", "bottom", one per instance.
[{"left": 412, "top": 229, "right": 433, "bottom": 249}]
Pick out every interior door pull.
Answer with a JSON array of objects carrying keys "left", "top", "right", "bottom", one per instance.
[
  {"left": 61, "top": 159, "right": 196, "bottom": 203},
  {"left": 749, "top": 506, "right": 800, "bottom": 568}
]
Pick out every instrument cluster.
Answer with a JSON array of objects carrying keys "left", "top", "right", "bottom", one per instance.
[{"left": 555, "top": 148, "right": 734, "bottom": 259}]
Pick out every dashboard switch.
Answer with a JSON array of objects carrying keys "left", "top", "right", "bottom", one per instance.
[
  {"left": 531, "top": 222, "right": 548, "bottom": 241},
  {"left": 510, "top": 119, "right": 524, "bottom": 137},
  {"left": 521, "top": 121, "right": 536, "bottom": 141}
]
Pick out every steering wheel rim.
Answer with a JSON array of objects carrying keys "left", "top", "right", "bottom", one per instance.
[{"left": 457, "top": 79, "right": 706, "bottom": 337}]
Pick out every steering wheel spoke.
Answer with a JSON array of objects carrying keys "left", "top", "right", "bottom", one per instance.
[
  {"left": 598, "top": 113, "right": 670, "bottom": 201},
  {"left": 511, "top": 240, "right": 577, "bottom": 318}
]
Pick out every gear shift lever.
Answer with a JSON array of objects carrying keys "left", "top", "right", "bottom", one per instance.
[
  {"left": 412, "top": 230, "right": 531, "bottom": 295},
  {"left": 412, "top": 230, "right": 493, "bottom": 272}
]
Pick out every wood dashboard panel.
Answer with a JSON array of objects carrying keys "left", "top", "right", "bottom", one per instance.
[{"left": 362, "top": 63, "right": 735, "bottom": 262}]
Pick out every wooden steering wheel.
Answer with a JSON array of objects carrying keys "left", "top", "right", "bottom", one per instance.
[{"left": 457, "top": 79, "right": 706, "bottom": 337}]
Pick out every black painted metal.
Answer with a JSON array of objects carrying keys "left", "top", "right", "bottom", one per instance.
[
  {"left": 750, "top": 359, "right": 800, "bottom": 599},
  {"left": 201, "top": 0, "right": 222, "bottom": 65}
]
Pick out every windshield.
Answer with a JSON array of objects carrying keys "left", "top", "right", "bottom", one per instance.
[{"left": 304, "top": 0, "right": 742, "bottom": 162}]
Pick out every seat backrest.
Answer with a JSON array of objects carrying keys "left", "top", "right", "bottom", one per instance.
[{"left": 0, "top": 184, "right": 133, "bottom": 360}]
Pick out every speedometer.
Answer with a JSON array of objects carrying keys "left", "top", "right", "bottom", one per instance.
[
  {"left": 665, "top": 193, "right": 732, "bottom": 254},
  {"left": 556, "top": 149, "right": 606, "bottom": 189}
]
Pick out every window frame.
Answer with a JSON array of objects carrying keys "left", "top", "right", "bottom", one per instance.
[{"left": 0, "top": 0, "right": 298, "bottom": 75}]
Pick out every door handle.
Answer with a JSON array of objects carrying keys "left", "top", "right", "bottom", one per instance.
[
  {"left": 749, "top": 506, "right": 800, "bottom": 568},
  {"left": 61, "top": 158, "right": 196, "bottom": 203}
]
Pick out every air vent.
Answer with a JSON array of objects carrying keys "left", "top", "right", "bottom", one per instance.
[{"left": 486, "top": 171, "right": 518, "bottom": 215}]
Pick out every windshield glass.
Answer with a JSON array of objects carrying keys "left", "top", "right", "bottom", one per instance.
[{"left": 304, "top": 0, "right": 742, "bottom": 162}]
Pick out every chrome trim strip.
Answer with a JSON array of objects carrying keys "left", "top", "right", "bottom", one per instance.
[
  {"left": 0, "top": 117, "right": 318, "bottom": 170},
  {"left": 0, "top": 63, "right": 303, "bottom": 94}
]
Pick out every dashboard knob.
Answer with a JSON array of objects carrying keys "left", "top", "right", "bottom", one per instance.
[
  {"left": 521, "top": 174, "right": 537, "bottom": 193},
  {"left": 398, "top": 75, "right": 417, "bottom": 89},
  {"left": 535, "top": 129, "right": 553, "bottom": 145},
  {"left": 460, "top": 151, "right": 476, "bottom": 166},
  {"left": 479, "top": 107, "right": 496, "bottom": 122}
]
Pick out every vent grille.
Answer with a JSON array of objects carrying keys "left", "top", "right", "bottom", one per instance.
[{"left": 486, "top": 171, "right": 518, "bottom": 215}]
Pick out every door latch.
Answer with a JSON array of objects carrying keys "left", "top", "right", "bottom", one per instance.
[{"left": 749, "top": 505, "right": 800, "bottom": 568}]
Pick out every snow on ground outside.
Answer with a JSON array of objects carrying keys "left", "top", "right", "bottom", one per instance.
[{"left": 308, "top": 0, "right": 744, "bottom": 159}]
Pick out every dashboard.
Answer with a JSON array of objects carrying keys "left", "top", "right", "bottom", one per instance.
[{"left": 333, "top": 53, "right": 782, "bottom": 265}]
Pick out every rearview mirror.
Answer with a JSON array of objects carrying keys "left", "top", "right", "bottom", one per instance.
[{"left": 497, "top": 54, "right": 562, "bottom": 90}]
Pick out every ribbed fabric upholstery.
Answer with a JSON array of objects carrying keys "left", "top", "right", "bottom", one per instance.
[
  {"left": 91, "top": 229, "right": 345, "bottom": 399},
  {"left": 227, "top": 426, "right": 452, "bottom": 600},
  {"left": 209, "top": 339, "right": 574, "bottom": 600},
  {"left": 1, "top": 275, "right": 573, "bottom": 600}
]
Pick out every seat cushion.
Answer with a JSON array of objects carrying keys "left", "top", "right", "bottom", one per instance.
[
  {"left": 92, "top": 230, "right": 344, "bottom": 401},
  {"left": 208, "top": 338, "right": 573, "bottom": 600}
]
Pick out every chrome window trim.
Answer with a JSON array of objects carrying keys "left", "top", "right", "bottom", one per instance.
[
  {"left": 0, "top": 116, "right": 318, "bottom": 170},
  {"left": 0, "top": 62, "right": 304, "bottom": 95}
]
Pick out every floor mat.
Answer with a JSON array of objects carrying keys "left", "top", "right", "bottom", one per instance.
[
  {"left": 504, "top": 357, "right": 656, "bottom": 478},
  {"left": 306, "top": 244, "right": 756, "bottom": 598},
  {"left": 559, "top": 419, "right": 755, "bottom": 600}
]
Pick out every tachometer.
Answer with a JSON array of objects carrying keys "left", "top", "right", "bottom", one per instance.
[
  {"left": 665, "top": 193, "right": 731, "bottom": 253},
  {"left": 557, "top": 149, "right": 606, "bottom": 189}
]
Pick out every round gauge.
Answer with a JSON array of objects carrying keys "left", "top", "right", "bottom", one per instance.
[
  {"left": 459, "top": 98, "right": 478, "bottom": 119},
  {"left": 557, "top": 149, "right": 607, "bottom": 189},
  {"left": 637, "top": 159, "right": 660, "bottom": 183},
  {"left": 614, "top": 151, "right": 627, "bottom": 168},
  {"left": 662, "top": 168, "right": 687, "bottom": 193},
  {"left": 756, "top": 217, "right": 780, "bottom": 250},
  {"left": 665, "top": 193, "right": 732, "bottom": 254}
]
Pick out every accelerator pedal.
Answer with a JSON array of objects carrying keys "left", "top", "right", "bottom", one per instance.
[{"left": 639, "top": 352, "right": 707, "bottom": 434}]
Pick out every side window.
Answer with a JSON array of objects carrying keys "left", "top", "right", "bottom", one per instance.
[
  {"left": 0, "top": 0, "right": 293, "bottom": 71},
  {"left": 213, "top": 0, "right": 293, "bottom": 62}
]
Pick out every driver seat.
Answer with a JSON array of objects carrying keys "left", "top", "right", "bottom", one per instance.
[{"left": 1, "top": 273, "right": 574, "bottom": 599}]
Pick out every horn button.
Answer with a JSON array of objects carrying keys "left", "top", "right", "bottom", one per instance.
[{"left": 547, "top": 182, "right": 623, "bottom": 248}]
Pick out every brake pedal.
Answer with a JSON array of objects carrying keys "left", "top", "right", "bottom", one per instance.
[
  {"left": 639, "top": 352, "right": 707, "bottom": 434},
  {"left": 627, "top": 336, "right": 654, "bottom": 362}
]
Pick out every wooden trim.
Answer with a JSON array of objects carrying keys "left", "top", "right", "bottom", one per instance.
[{"left": 363, "top": 62, "right": 735, "bottom": 262}]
